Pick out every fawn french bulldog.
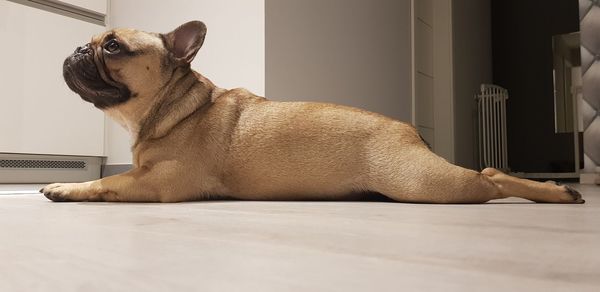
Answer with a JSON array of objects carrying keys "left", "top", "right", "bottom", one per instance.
[{"left": 42, "top": 21, "right": 584, "bottom": 204}]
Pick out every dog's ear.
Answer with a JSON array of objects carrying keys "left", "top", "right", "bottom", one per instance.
[{"left": 162, "top": 21, "right": 207, "bottom": 65}]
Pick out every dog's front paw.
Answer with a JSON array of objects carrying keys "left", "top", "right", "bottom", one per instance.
[{"left": 40, "top": 182, "right": 93, "bottom": 202}]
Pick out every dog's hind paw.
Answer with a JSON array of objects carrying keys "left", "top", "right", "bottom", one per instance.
[{"left": 563, "top": 185, "right": 585, "bottom": 204}]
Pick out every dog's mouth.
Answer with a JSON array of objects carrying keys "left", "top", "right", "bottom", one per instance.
[{"left": 63, "top": 44, "right": 131, "bottom": 109}]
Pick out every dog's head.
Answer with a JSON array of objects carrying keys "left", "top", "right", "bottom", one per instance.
[{"left": 63, "top": 21, "right": 207, "bottom": 109}]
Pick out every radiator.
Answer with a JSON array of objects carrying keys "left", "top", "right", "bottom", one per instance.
[{"left": 476, "top": 84, "right": 509, "bottom": 172}]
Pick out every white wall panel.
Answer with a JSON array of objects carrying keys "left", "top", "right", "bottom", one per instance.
[
  {"left": 413, "top": 0, "right": 436, "bottom": 153},
  {"left": 415, "top": 20, "right": 433, "bottom": 79},
  {"left": 416, "top": 0, "right": 433, "bottom": 29},
  {"left": 416, "top": 73, "right": 434, "bottom": 128},
  {"left": 0, "top": 0, "right": 105, "bottom": 156}
]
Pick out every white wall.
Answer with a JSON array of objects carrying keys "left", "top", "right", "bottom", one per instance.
[
  {"left": 265, "top": 0, "right": 412, "bottom": 122},
  {"left": 452, "top": 0, "right": 493, "bottom": 169},
  {"left": 106, "top": 0, "right": 265, "bottom": 164}
]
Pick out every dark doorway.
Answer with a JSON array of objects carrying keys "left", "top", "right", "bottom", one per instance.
[{"left": 491, "top": 0, "right": 583, "bottom": 173}]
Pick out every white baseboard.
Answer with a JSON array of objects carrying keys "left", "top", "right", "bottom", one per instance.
[{"left": 580, "top": 173, "right": 600, "bottom": 185}]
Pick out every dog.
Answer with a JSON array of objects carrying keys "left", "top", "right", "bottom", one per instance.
[{"left": 41, "top": 21, "right": 584, "bottom": 204}]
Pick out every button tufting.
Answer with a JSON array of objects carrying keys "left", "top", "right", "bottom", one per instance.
[{"left": 582, "top": 0, "right": 600, "bottom": 168}]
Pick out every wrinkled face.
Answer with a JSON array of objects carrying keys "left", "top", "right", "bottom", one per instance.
[
  {"left": 63, "top": 29, "right": 168, "bottom": 109},
  {"left": 63, "top": 21, "right": 207, "bottom": 109}
]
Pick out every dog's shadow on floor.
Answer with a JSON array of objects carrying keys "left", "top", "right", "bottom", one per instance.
[
  {"left": 71, "top": 191, "right": 538, "bottom": 205},
  {"left": 482, "top": 201, "right": 536, "bottom": 204},
  {"left": 201, "top": 192, "right": 537, "bottom": 205},
  {"left": 357, "top": 192, "right": 536, "bottom": 205}
]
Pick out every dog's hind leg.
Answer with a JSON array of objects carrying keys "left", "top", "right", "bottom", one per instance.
[
  {"left": 480, "top": 167, "right": 584, "bottom": 203},
  {"left": 365, "top": 131, "right": 584, "bottom": 204},
  {"left": 367, "top": 149, "right": 504, "bottom": 203}
]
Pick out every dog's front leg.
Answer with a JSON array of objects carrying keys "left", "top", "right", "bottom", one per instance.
[{"left": 40, "top": 164, "right": 186, "bottom": 202}]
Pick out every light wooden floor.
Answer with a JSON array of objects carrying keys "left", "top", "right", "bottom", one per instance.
[{"left": 1, "top": 184, "right": 599, "bottom": 292}]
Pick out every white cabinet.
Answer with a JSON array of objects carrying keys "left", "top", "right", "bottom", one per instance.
[
  {"left": 0, "top": 0, "right": 106, "bottom": 156},
  {"left": 57, "top": 0, "right": 106, "bottom": 14}
]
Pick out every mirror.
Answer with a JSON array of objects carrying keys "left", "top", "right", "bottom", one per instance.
[{"left": 553, "top": 31, "right": 582, "bottom": 133}]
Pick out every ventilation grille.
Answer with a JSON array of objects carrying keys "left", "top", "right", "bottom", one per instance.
[{"left": 0, "top": 159, "right": 86, "bottom": 169}]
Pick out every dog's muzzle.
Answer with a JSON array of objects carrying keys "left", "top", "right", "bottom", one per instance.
[{"left": 63, "top": 43, "right": 131, "bottom": 109}]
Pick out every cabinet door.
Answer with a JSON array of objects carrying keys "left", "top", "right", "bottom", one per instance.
[
  {"left": 57, "top": 0, "right": 106, "bottom": 15},
  {"left": 0, "top": 1, "right": 106, "bottom": 156}
]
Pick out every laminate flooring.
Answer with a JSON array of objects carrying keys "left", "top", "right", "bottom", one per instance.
[{"left": 1, "top": 184, "right": 599, "bottom": 291}]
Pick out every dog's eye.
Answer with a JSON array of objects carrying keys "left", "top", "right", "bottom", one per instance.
[{"left": 103, "top": 39, "right": 120, "bottom": 54}]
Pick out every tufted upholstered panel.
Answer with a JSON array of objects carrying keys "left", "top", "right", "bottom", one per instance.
[{"left": 580, "top": 0, "right": 600, "bottom": 173}]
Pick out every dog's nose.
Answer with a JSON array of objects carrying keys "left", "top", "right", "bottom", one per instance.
[{"left": 75, "top": 43, "right": 91, "bottom": 54}]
